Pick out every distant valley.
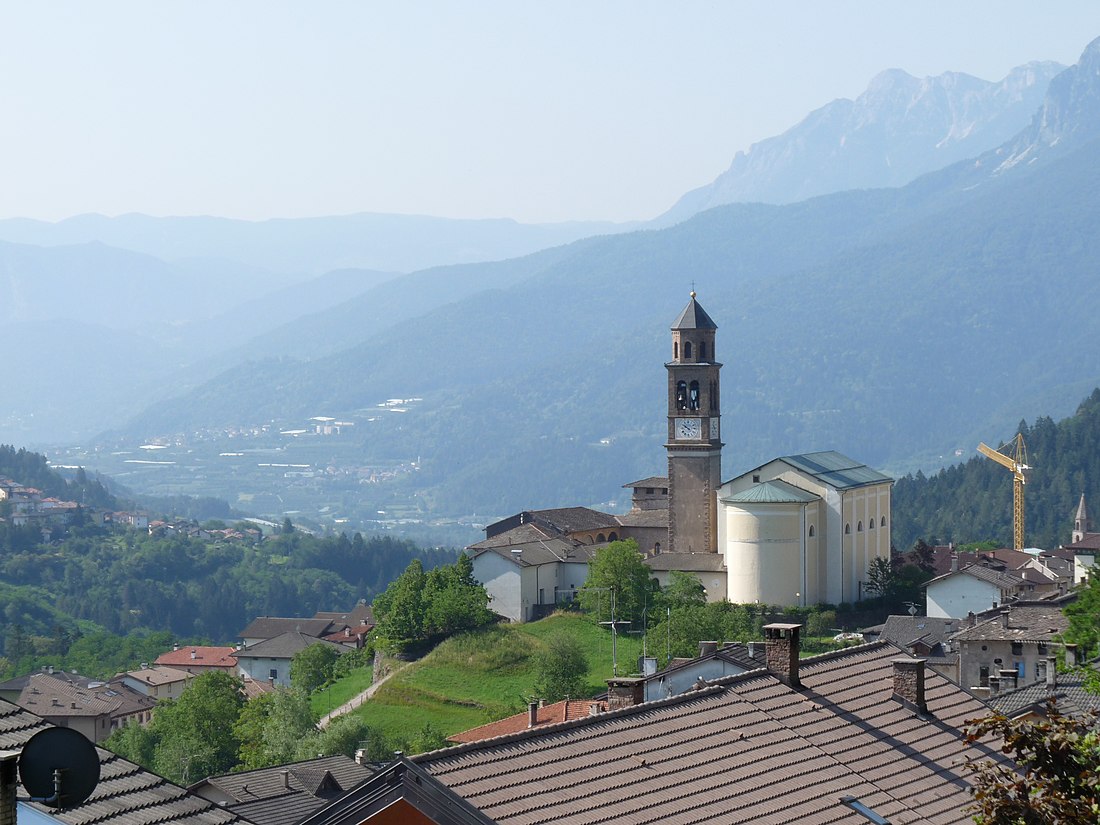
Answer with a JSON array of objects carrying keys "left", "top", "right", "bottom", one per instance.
[{"left": 8, "top": 39, "right": 1100, "bottom": 543}]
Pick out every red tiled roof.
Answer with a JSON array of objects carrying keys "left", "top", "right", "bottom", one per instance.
[
  {"left": 448, "top": 699, "right": 607, "bottom": 744},
  {"left": 155, "top": 646, "right": 239, "bottom": 669}
]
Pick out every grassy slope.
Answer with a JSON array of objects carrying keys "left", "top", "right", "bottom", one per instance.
[{"left": 347, "top": 613, "right": 643, "bottom": 742}]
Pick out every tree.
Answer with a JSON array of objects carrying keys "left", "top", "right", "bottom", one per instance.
[
  {"left": 291, "top": 642, "right": 342, "bottom": 694},
  {"left": 262, "top": 688, "right": 317, "bottom": 765},
  {"left": 1063, "top": 572, "right": 1100, "bottom": 660},
  {"left": 233, "top": 692, "right": 275, "bottom": 770},
  {"left": 373, "top": 559, "right": 426, "bottom": 651},
  {"left": 150, "top": 670, "right": 244, "bottom": 783},
  {"left": 104, "top": 721, "right": 158, "bottom": 769},
  {"left": 965, "top": 702, "right": 1100, "bottom": 823},
  {"left": 864, "top": 556, "right": 898, "bottom": 600},
  {"left": 579, "top": 540, "right": 657, "bottom": 629},
  {"left": 660, "top": 570, "right": 707, "bottom": 609},
  {"left": 532, "top": 632, "right": 589, "bottom": 702}
]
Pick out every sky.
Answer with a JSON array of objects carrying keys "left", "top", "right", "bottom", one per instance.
[{"left": 3, "top": 3, "right": 1100, "bottom": 224}]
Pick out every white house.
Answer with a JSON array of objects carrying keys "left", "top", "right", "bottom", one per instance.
[
  {"left": 468, "top": 524, "right": 597, "bottom": 622},
  {"left": 925, "top": 564, "right": 1027, "bottom": 619},
  {"left": 235, "top": 631, "right": 345, "bottom": 687}
]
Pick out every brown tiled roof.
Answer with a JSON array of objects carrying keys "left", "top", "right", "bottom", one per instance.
[
  {"left": 155, "top": 646, "right": 239, "bottom": 669},
  {"left": 621, "top": 477, "right": 669, "bottom": 489},
  {"left": 527, "top": 507, "right": 621, "bottom": 534},
  {"left": 410, "top": 642, "right": 1011, "bottom": 824},
  {"left": 0, "top": 698, "right": 254, "bottom": 825},
  {"left": 239, "top": 617, "right": 334, "bottom": 640},
  {"left": 127, "top": 666, "right": 195, "bottom": 686},
  {"left": 313, "top": 603, "right": 374, "bottom": 626},
  {"left": 615, "top": 509, "right": 668, "bottom": 529},
  {"left": 468, "top": 534, "right": 596, "bottom": 567},
  {"left": 1064, "top": 532, "right": 1100, "bottom": 551},
  {"left": 987, "top": 672, "right": 1100, "bottom": 718},
  {"left": 925, "top": 562, "right": 1024, "bottom": 590},
  {"left": 644, "top": 551, "right": 727, "bottom": 572},
  {"left": 448, "top": 699, "right": 607, "bottom": 744},
  {"left": 950, "top": 605, "right": 1069, "bottom": 643},
  {"left": 467, "top": 522, "right": 558, "bottom": 549},
  {"left": 13, "top": 672, "right": 155, "bottom": 722}
]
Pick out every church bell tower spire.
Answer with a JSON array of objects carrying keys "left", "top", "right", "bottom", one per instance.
[{"left": 666, "top": 291, "right": 722, "bottom": 554}]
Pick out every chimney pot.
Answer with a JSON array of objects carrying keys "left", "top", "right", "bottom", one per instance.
[
  {"left": 763, "top": 623, "right": 802, "bottom": 688},
  {"left": 588, "top": 702, "right": 600, "bottom": 716},
  {"left": 891, "top": 658, "right": 927, "bottom": 714},
  {"left": 1046, "top": 657, "right": 1058, "bottom": 688},
  {"left": 699, "top": 640, "right": 718, "bottom": 658},
  {"left": 988, "top": 675, "right": 1000, "bottom": 696},
  {"left": 528, "top": 701, "right": 539, "bottom": 728},
  {"left": 1000, "top": 610, "right": 1010, "bottom": 629},
  {"left": 999, "top": 668, "right": 1018, "bottom": 692},
  {"left": 354, "top": 748, "right": 366, "bottom": 766},
  {"left": 606, "top": 677, "right": 644, "bottom": 709},
  {"left": 281, "top": 770, "right": 289, "bottom": 789}
]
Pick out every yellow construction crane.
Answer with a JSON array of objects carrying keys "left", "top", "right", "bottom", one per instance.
[{"left": 977, "top": 433, "right": 1030, "bottom": 550}]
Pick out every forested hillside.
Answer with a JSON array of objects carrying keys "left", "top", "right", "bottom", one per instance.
[
  {"left": 0, "top": 444, "right": 116, "bottom": 508},
  {"left": 892, "top": 388, "right": 1100, "bottom": 550}
]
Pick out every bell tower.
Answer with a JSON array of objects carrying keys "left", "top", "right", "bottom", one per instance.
[{"left": 666, "top": 291, "right": 722, "bottom": 553}]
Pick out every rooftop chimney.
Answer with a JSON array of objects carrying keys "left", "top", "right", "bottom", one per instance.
[
  {"left": 528, "top": 701, "right": 539, "bottom": 728},
  {"left": 967, "top": 612, "right": 976, "bottom": 628},
  {"left": 764, "top": 623, "right": 802, "bottom": 688},
  {"left": 747, "top": 641, "right": 765, "bottom": 661},
  {"left": 354, "top": 748, "right": 367, "bottom": 766},
  {"left": 606, "top": 677, "right": 644, "bottom": 709},
  {"left": 588, "top": 703, "right": 601, "bottom": 717},
  {"left": 281, "top": 770, "right": 290, "bottom": 789},
  {"left": 190, "top": 649, "right": 197, "bottom": 660},
  {"left": 1046, "top": 656, "right": 1058, "bottom": 688},
  {"left": 988, "top": 675, "right": 1000, "bottom": 696},
  {"left": 1000, "top": 610, "right": 1010, "bottom": 629},
  {"left": 173, "top": 643, "right": 179, "bottom": 651},
  {"left": 891, "top": 659, "right": 927, "bottom": 714},
  {"left": 1065, "top": 644, "right": 1079, "bottom": 668},
  {"left": 950, "top": 551, "right": 959, "bottom": 573},
  {"left": 999, "top": 668, "right": 1018, "bottom": 692},
  {"left": 699, "top": 640, "right": 718, "bottom": 658}
]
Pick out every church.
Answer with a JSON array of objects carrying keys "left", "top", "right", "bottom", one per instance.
[{"left": 468, "top": 292, "right": 893, "bottom": 619}]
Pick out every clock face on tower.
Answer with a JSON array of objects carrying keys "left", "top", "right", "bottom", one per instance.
[{"left": 675, "top": 417, "right": 701, "bottom": 440}]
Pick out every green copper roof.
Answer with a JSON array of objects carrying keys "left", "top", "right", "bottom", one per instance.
[
  {"left": 780, "top": 451, "right": 893, "bottom": 490},
  {"left": 671, "top": 295, "right": 717, "bottom": 330},
  {"left": 722, "top": 479, "right": 819, "bottom": 504}
]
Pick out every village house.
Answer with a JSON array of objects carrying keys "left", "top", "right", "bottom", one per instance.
[
  {"left": 299, "top": 624, "right": 1013, "bottom": 825},
  {"left": 122, "top": 665, "right": 194, "bottom": 701},
  {"left": 234, "top": 632, "right": 346, "bottom": 687},
  {"left": 154, "top": 645, "right": 239, "bottom": 675}
]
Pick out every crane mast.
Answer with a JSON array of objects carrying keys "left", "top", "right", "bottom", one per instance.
[{"left": 977, "top": 434, "right": 1029, "bottom": 550}]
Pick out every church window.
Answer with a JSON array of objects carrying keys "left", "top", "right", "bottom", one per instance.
[
  {"left": 845, "top": 523, "right": 851, "bottom": 535},
  {"left": 808, "top": 525, "right": 815, "bottom": 538},
  {"left": 857, "top": 521, "right": 863, "bottom": 532},
  {"left": 689, "top": 381, "right": 700, "bottom": 410},
  {"left": 880, "top": 516, "right": 887, "bottom": 527},
  {"left": 684, "top": 341, "right": 693, "bottom": 359},
  {"left": 609, "top": 531, "right": 618, "bottom": 541},
  {"left": 869, "top": 519, "right": 875, "bottom": 529},
  {"left": 699, "top": 341, "right": 707, "bottom": 360},
  {"left": 676, "top": 381, "right": 688, "bottom": 410},
  {"left": 653, "top": 542, "right": 661, "bottom": 554}
]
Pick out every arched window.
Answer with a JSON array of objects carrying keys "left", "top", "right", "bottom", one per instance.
[
  {"left": 845, "top": 523, "right": 851, "bottom": 535},
  {"left": 869, "top": 519, "right": 875, "bottom": 529},
  {"left": 674, "top": 342, "right": 679, "bottom": 359},
  {"left": 689, "top": 381, "right": 700, "bottom": 410},
  {"left": 880, "top": 516, "right": 887, "bottom": 527},
  {"left": 857, "top": 521, "right": 863, "bottom": 532},
  {"left": 676, "top": 381, "right": 688, "bottom": 410},
  {"left": 699, "top": 341, "right": 707, "bottom": 360},
  {"left": 653, "top": 542, "right": 661, "bottom": 554},
  {"left": 608, "top": 531, "right": 618, "bottom": 542},
  {"left": 684, "top": 341, "right": 693, "bottom": 359},
  {"left": 808, "top": 525, "right": 815, "bottom": 538},
  {"left": 597, "top": 533, "right": 606, "bottom": 543}
]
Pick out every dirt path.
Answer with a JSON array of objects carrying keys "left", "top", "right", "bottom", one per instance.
[{"left": 317, "top": 663, "right": 406, "bottom": 729}]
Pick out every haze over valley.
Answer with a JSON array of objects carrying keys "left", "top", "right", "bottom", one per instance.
[{"left": 6, "top": 10, "right": 1100, "bottom": 546}]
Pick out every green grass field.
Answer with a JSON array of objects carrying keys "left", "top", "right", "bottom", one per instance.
[
  {"left": 343, "top": 612, "right": 642, "bottom": 743},
  {"left": 311, "top": 666, "right": 374, "bottom": 717}
]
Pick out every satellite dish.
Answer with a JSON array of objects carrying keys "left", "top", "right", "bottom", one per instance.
[{"left": 18, "top": 727, "right": 100, "bottom": 809}]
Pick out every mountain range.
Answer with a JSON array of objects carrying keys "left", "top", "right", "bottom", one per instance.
[{"left": 7, "top": 37, "right": 1100, "bottom": 533}]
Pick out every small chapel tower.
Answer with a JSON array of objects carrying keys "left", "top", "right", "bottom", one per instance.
[
  {"left": 666, "top": 292, "right": 722, "bottom": 553},
  {"left": 1073, "top": 493, "right": 1091, "bottom": 543}
]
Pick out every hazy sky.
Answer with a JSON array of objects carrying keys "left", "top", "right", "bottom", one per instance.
[{"left": 4, "top": 3, "right": 1100, "bottom": 224}]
